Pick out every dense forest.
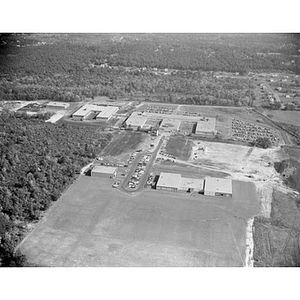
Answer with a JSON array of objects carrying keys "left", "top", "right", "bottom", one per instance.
[
  {"left": 0, "top": 33, "right": 299, "bottom": 104},
  {"left": 0, "top": 112, "right": 112, "bottom": 266}
]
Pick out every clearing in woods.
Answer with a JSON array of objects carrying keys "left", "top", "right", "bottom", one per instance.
[{"left": 18, "top": 175, "right": 259, "bottom": 267}]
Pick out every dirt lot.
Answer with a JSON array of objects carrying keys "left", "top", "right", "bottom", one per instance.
[
  {"left": 189, "top": 140, "right": 286, "bottom": 183},
  {"left": 18, "top": 175, "right": 259, "bottom": 267}
]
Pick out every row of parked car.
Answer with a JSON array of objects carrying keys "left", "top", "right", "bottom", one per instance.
[{"left": 127, "top": 154, "right": 151, "bottom": 189}]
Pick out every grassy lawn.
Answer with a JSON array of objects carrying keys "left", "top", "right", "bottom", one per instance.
[
  {"left": 165, "top": 135, "right": 193, "bottom": 160},
  {"left": 18, "top": 176, "right": 259, "bottom": 267},
  {"left": 264, "top": 110, "right": 300, "bottom": 126},
  {"left": 102, "top": 131, "right": 146, "bottom": 156}
]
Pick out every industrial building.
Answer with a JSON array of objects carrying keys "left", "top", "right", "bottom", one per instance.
[
  {"left": 46, "top": 102, "right": 70, "bottom": 110},
  {"left": 125, "top": 112, "right": 148, "bottom": 130},
  {"left": 96, "top": 106, "right": 119, "bottom": 121},
  {"left": 204, "top": 177, "right": 232, "bottom": 197},
  {"left": 91, "top": 165, "right": 117, "bottom": 178},
  {"left": 156, "top": 172, "right": 204, "bottom": 193},
  {"left": 195, "top": 117, "right": 216, "bottom": 136},
  {"left": 178, "top": 177, "right": 204, "bottom": 193},
  {"left": 156, "top": 173, "right": 181, "bottom": 191},
  {"left": 72, "top": 104, "right": 118, "bottom": 121}
]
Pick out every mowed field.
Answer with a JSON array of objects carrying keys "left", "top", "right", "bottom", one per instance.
[
  {"left": 179, "top": 105, "right": 266, "bottom": 124},
  {"left": 263, "top": 110, "right": 300, "bottom": 126},
  {"left": 18, "top": 175, "right": 259, "bottom": 267},
  {"left": 101, "top": 131, "right": 146, "bottom": 156},
  {"left": 165, "top": 135, "right": 193, "bottom": 161}
]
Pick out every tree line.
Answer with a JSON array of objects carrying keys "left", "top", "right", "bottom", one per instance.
[{"left": 0, "top": 112, "right": 112, "bottom": 266}]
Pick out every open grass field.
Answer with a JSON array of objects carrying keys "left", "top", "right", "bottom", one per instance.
[
  {"left": 165, "top": 135, "right": 193, "bottom": 161},
  {"left": 101, "top": 131, "right": 146, "bottom": 156},
  {"left": 18, "top": 175, "right": 259, "bottom": 267},
  {"left": 179, "top": 105, "right": 266, "bottom": 124},
  {"left": 263, "top": 110, "right": 300, "bottom": 126}
]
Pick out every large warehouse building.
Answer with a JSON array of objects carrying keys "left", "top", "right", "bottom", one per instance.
[
  {"left": 91, "top": 166, "right": 117, "bottom": 178},
  {"left": 195, "top": 117, "right": 216, "bottom": 136},
  {"left": 125, "top": 112, "right": 148, "bottom": 130},
  {"left": 72, "top": 104, "right": 118, "bottom": 121},
  {"left": 204, "top": 177, "right": 232, "bottom": 197},
  {"left": 156, "top": 172, "right": 204, "bottom": 193},
  {"left": 156, "top": 172, "right": 181, "bottom": 192}
]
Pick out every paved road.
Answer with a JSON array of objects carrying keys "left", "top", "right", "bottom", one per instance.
[{"left": 119, "top": 137, "right": 164, "bottom": 194}]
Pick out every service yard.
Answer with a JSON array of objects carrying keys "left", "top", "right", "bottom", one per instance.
[{"left": 18, "top": 175, "right": 259, "bottom": 267}]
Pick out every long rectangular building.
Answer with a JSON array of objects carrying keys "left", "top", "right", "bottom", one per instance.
[
  {"left": 73, "top": 104, "right": 118, "bottom": 121},
  {"left": 46, "top": 102, "right": 70, "bottom": 110},
  {"left": 156, "top": 172, "right": 204, "bottom": 193},
  {"left": 91, "top": 165, "right": 117, "bottom": 178}
]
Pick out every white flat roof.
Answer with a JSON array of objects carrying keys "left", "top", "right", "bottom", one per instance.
[
  {"left": 125, "top": 112, "right": 148, "bottom": 128},
  {"left": 73, "top": 104, "right": 118, "bottom": 118},
  {"left": 46, "top": 101, "right": 70, "bottom": 108},
  {"left": 205, "top": 177, "right": 232, "bottom": 194},
  {"left": 179, "top": 178, "right": 204, "bottom": 190},
  {"left": 157, "top": 172, "right": 181, "bottom": 189},
  {"left": 92, "top": 165, "right": 117, "bottom": 174},
  {"left": 196, "top": 117, "right": 216, "bottom": 133},
  {"left": 96, "top": 106, "right": 118, "bottom": 118}
]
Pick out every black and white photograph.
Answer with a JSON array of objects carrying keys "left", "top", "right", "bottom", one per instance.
[{"left": 0, "top": 1, "right": 299, "bottom": 299}]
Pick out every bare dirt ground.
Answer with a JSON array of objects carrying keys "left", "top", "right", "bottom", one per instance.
[{"left": 18, "top": 175, "right": 259, "bottom": 267}]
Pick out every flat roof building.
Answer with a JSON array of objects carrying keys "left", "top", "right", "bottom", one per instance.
[
  {"left": 178, "top": 177, "right": 204, "bottom": 193},
  {"left": 204, "top": 177, "right": 232, "bottom": 197},
  {"left": 125, "top": 112, "right": 148, "bottom": 130},
  {"left": 156, "top": 172, "right": 204, "bottom": 193},
  {"left": 195, "top": 117, "right": 216, "bottom": 136},
  {"left": 73, "top": 104, "right": 118, "bottom": 121},
  {"left": 46, "top": 102, "right": 70, "bottom": 110},
  {"left": 96, "top": 106, "right": 119, "bottom": 120},
  {"left": 156, "top": 172, "right": 181, "bottom": 191},
  {"left": 91, "top": 165, "right": 117, "bottom": 178}
]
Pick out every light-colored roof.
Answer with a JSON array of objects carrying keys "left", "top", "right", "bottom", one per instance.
[
  {"left": 179, "top": 178, "right": 204, "bottom": 190},
  {"left": 92, "top": 165, "right": 117, "bottom": 174},
  {"left": 204, "top": 177, "right": 232, "bottom": 194},
  {"left": 96, "top": 106, "right": 118, "bottom": 118},
  {"left": 196, "top": 117, "right": 216, "bottom": 133},
  {"left": 125, "top": 112, "right": 148, "bottom": 128},
  {"left": 157, "top": 172, "right": 181, "bottom": 189},
  {"left": 73, "top": 104, "right": 118, "bottom": 118},
  {"left": 46, "top": 101, "right": 70, "bottom": 108}
]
